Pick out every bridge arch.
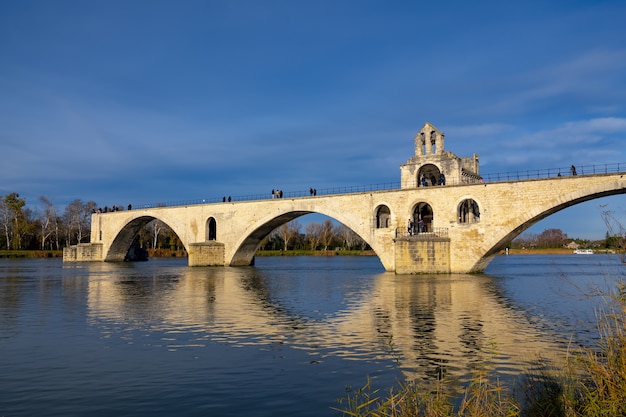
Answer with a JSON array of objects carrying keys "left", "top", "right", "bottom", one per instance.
[
  {"left": 229, "top": 207, "right": 388, "bottom": 269},
  {"left": 470, "top": 183, "right": 626, "bottom": 272},
  {"left": 103, "top": 214, "right": 188, "bottom": 261},
  {"left": 229, "top": 211, "right": 314, "bottom": 266}
]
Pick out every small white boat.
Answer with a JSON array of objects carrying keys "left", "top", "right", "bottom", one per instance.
[{"left": 573, "top": 249, "right": 593, "bottom": 255}]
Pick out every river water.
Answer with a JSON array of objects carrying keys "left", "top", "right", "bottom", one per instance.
[{"left": 0, "top": 254, "right": 624, "bottom": 416}]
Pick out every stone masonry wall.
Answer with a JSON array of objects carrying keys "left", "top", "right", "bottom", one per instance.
[
  {"left": 188, "top": 241, "right": 225, "bottom": 266},
  {"left": 63, "top": 243, "right": 103, "bottom": 262},
  {"left": 394, "top": 237, "right": 451, "bottom": 274}
]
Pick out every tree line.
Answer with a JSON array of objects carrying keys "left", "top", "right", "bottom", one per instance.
[
  {"left": 0, "top": 193, "right": 367, "bottom": 252},
  {"left": 510, "top": 227, "right": 621, "bottom": 250},
  {"left": 0, "top": 193, "right": 96, "bottom": 250},
  {"left": 131, "top": 218, "right": 369, "bottom": 252},
  {"left": 2, "top": 191, "right": 621, "bottom": 253},
  {"left": 258, "top": 219, "right": 368, "bottom": 251}
]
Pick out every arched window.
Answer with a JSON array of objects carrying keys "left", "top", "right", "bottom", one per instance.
[
  {"left": 418, "top": 164, "right": 443, "bottom": 187},
  {"left": 375, "top": 205, "right": 391, "bottom": 228},
  {"left": 412, "top": 202, "right": 433, "bottom": 233},
  {"left": 458, "top": 199, "right": 480, "bottom": 223},
  {"left": 430, "top": 130, "right": 437, "bottom": 154},
  {"left": 206, "top": 217, "right": 217, "bottom": 240}
]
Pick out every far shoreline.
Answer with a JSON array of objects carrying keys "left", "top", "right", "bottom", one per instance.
[
  {"left": 1, "top": 247, "right": 610, "bottom": 259},
  {"left": 499, "top": 248, "right": 607, "bottom": 255}
]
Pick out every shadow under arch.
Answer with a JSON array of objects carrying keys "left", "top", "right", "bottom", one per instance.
[
  {"left": 105, "top": 215, "right": 184, "bottom": 262},
  {"left": 229, "top": 209, "right": 380, "bottom": 267},
  {"left": 472, "top": 188, "right": 626, "bottom": 272},
  {"left": 230, "top": 211, "right": 314, "bottom": 265}
]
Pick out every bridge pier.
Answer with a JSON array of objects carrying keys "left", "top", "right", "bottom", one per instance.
[
  {"left": 63, "top": 243, "right": 103, "bottom": 262},
  {"left": 188, "top": 241, "right": 225, "bottom": 267},
  {"left": 394, "top": 236, "right": 451, "bottom": 274}
]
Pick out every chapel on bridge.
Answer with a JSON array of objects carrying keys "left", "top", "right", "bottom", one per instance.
[
  {"left": 400, "top": 122, "right": 481, "bottom": 188},
  {"left": 379, "top": 122, "right": 482, "bottom": 232}
]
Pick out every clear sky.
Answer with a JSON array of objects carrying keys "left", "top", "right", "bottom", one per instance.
[{"left": 1, "top": 0, "right": 626, "bottom": 240}]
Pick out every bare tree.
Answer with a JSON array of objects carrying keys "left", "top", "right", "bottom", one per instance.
[
  {"left": 537, "top": 228, "right": 568, "bottom": 248},
  {"left": 305, "top": 222, "right": 323, "bottom": 251},
  {"left": 600, "top": 206, "right": 626, "bottom": 263},
  {"left": 145, "top": 219, "right": 165, "bottom": 249},
  {"left": 319, "top": 219, "right": 336, "bottom": 250},
  {"left": 38, "top": 196, "right": 58, "bottom": 250},
  {"left": 337, "top": 224, "right": 362, "bottom": 250},
  {"left": 0, "top": 196, "right": 11, "bottom": 249},
  {"left": 512, "top": 232, "right": 538, "bottom": 249},
  {"left": 276, "top": 220, "right": 301, "bottom": 251},
  {"left": 64, "top": 199, "right": 97, "bottom": 245}
]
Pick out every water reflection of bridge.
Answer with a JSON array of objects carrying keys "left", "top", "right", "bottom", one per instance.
[{"left": 83, "top": 263, "right": 564, "bottom": 382}]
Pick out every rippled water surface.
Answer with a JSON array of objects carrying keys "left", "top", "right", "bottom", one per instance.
[{"left": 0, "top": 254, "right": 623, "bottom": 416}]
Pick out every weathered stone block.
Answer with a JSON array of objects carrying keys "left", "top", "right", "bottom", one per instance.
[
  {"left": 63, "top": 243, "right": 103, "bottom": 262},
  {"left": 188, "top": 241, "right": 225, "bottom": 266},
  {"left": 394, "top": 237, "right": 451, "bottom": 274}
]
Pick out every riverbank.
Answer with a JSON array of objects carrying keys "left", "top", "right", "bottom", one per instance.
[
  {"left": 501, "top": 247, "right": 610, "bottom": 255},
  {"left": 256, "top": 249, "right": 376, "bottom": 257},
  {"left": 0, "top": 250, "right": 62, "bottom": 258},
  {"left": 0, "top": 248, "right": 608, "bottom": 259}
]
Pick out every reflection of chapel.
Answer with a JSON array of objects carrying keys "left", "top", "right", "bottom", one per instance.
[{"left": 400, "top": 122, "right": 481, "bottom": 188}]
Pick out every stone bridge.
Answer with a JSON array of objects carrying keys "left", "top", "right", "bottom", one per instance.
[{"left": 64, "top": 123, "right": 626, "bottom": 273}]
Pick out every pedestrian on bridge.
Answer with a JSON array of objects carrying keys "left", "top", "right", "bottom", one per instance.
[{"left": 571, "top": 165, "right": 577, "bottom": 175}]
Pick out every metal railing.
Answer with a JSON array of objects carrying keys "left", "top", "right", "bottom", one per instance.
[
  {"left": 480, "top": 162, "right": 625, "bottom": 182},
  {"left": 126, "top": 161, "right": 626, "bottom": 210},
  {"left": 395, "top": 227, "right": 449, "bottom": 239}
]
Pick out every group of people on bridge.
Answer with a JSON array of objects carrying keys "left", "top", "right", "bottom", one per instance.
[
  {"left": 407, "top": 218, "right": 425, "bottom": 236},
  {"left": 94, "top": 204, "right": 131, "bottom": 213},
  {"left": 419, "top": 172, "right": 446, "bottom": 187}
]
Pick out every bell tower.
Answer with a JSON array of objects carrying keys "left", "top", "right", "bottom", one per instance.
[{"left": 400, "top": 122, "right": 480, "bottom": 188}]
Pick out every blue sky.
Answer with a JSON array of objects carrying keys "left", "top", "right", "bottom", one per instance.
[{"left": 1, "top": 0, "right": 626, "bottom": 240}]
